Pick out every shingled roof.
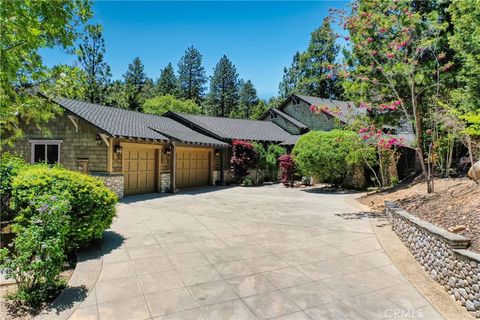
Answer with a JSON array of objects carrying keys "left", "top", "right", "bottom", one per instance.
[
  {"left": 165, "top": 112, "right": 292, "bottom": 142},
  {"left": 279, "top": 135, "right": 302, "bottom": 146},
  {"left": 53, "top": 98, "right": 229, "bottom": 147},
  {"left": 283, "top": 94, "right": 367, "bottom": 125}
]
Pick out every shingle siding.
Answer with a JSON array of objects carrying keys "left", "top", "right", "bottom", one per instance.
[
  {"left": 269, "top": 115, "right": 303, "bottom": 135},
  {"left": 283, "top": 100, "right": 338, "bottom": 131},
  {"left": 13, "top": 113, "right": 108, "bottom": 172}
]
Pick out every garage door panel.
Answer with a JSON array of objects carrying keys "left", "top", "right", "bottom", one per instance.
[
  {"left": 123, "top": 146, "right": 158, "bottom": 196},
  {"left": 175, "top": 148, "right": 211, "bottom": 189}
]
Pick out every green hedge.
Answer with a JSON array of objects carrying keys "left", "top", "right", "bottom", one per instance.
[
  {"left": 0, "top": 153, "right": 27, "bottom": 220},
  {"left": 11, "top": 165, "right": 117, "bottom": 251},
  {"left": 293, "top": 130, "right": 372, "bottom": 187}
]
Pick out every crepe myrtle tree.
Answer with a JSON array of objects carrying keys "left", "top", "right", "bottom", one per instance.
[{"left": 331, "top": 0, "right": 452, "bottom": 193}]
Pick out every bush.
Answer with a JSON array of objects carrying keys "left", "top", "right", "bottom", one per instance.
[
  {"left": 253, "top": 143, "right": 286, "bottom": 182},
  {"left": 230, "top": 140, "right": 259, "bottom": 183},
  {"left": 143, "top": 94, "right": 202, "bottom": 115},
  {"left": 279, "top": 154, "right": 295, "bottom": 187},
  {"left": 0, "top": 195, "right": 69, "bottom": 305},
  {"left": 292, "top": 130, "right": 370, "bottom": 187},
  {"left": 0, "top": 153, "right": 26, "bottom": 221},
  {"left": 11, "top": 165, "right": 117, "bottom": 251}
]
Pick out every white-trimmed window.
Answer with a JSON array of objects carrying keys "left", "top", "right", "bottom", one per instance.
[{"left": 29, "top": 140, "right": 63, "bottom": 164}]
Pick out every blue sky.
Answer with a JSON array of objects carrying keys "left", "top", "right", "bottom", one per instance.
[{"left": 41, "top": 1, "right": 349, "bottom": 99}]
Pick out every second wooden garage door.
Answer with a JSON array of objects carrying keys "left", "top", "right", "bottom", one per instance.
[
  {"left": 123, "top": 147, "right": 157, "bottom": 196},
  {"left": 176, "top": 148, "right": 211, "bottom": 189}
]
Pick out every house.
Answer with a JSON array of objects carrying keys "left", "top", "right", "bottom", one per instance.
[
  {"left": 11, "top": 96, "right": 300, "bottom": 197},
  {"left": 12, "top": 97, "right": 234, "bottom": 197},
  {"left": 9, "top": 93, "right": 415, "bottom": 197}
]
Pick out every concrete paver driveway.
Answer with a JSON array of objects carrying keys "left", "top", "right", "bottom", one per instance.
[{"left": 70, "top": 185, "right": 443, "bottom": 320}]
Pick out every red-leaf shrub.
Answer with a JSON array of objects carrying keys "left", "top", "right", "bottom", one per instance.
[
  {"left": 230, "top": 140, "right": 259, "bottom": 183},
  {"left": 278, "top": 154, "right": 295, "bottom": 187}
]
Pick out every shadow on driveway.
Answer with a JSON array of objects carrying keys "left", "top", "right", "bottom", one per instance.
[{"left": 120, "top": 185, "right": 234, "bottom": 204}]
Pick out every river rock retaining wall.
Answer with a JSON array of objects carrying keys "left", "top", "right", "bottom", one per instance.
[{"left": 385, "top": 202, "right": 480, "bottom": 318}]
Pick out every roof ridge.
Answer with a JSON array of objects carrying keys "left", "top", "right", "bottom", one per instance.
[
  {"left": 173, "top": 112, "right": 277, "bottom": 124},
  {"left": 57, "top": 97, "right": 170, "bottom": 121}
]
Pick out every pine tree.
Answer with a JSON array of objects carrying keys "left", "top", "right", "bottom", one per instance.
[
  {"left": 297, "top": 18, "right": 342, "bottom": 98},
  {"left": 231, "top": 79, "right": 258, "bottom": 118},
  {"left": 207, "top": 55, "right": 239, "bottom": 117},
  {"left": 278, "top": 18, "right": 342, "bottom": 99},
  {"left": 123, "top": 57, "right": 147, "bottom": 111},
  {"left": 278, "top": 52, "right": 301, "bottom": 98},
  {"left": 156, "top": 63, "right": 178, "bottom": 97},
  {"left": 76, "top": 24, "right": 111, "bottom": 104},
  {"left": 177, "top": 46, "right": 207, "bottom": 104}
]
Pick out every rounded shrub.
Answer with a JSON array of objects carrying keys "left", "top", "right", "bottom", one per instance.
[
  {"left": 293, "top": 130, "right": 369, "bottom": 187},
  {"left": 11, "top": 165, "right": 117, "bottom": 251}
]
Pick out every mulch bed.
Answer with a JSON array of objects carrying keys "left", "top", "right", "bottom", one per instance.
[{"left": 358, "top": 177, "right": 480, "bottom": 253}]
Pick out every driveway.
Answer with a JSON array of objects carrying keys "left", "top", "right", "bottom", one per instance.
[{"left": 69, "top": 185, "right": 443, "bottom": 320}]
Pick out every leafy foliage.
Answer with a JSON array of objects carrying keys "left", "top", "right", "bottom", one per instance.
[
  {"left": 449, "top": 1, "right": 480, "bottom": 114},
  {"left": 0, "top": 0, "right": 92, "bottom": 147},
  {"left": 143, "top": 95, "right": 201, "bottom": 115},
  {"left": 11, "top": 165, "right": 117, "bottom": 251},
  {"left": 0, "top": 195, "right": 69, "bottom": 306},
  {"left": 177, "top": 46, "right": 207, "bottom": 104},
  {"left": 156, "top": 63, "right": 179, "bottom": 97},
  {"left": 279, "top": 18, "right": 342, "bottom": 99},
  {"left": 76, "top": 24, "right": 112, "bottom": 104},
  {"left": 252, "top": 143, "right": 286, "bottom": 182},
  {"left": 278, "top": 154, "right": 295, "bottom": 187},
  {"left": 231, "top": 79, "right": 258, "bottom": 119},
  {"left": 250, "top": 100, "right": 270, "bottom": 120},
  {"left": 207, "top": 55, "right": 239, "bottom": 117},
  {"left": 293, "top": 130, "right": 371, "bottom": 186},
  {"left": 230, "top": 140, "right": 259, "bottom": 183},
  {"left": 123, "top": 57, "right": 148, "bottom": 111},
  {"left": 0, "top": 154, "right": 26, "bottom": 221}
]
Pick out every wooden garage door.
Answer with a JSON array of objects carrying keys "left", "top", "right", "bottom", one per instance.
[
  {"left": 123, "top": 147, "right": 157, "bottom": 196},
  {"left": 176, "top": 148, "right": 211, "bottom": 189}
]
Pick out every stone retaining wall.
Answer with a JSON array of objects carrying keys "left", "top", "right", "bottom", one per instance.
[
  {"left": 385, "top": 202, "right": 480, "bottom": 318},
  {"left": 91, "top": 173, "right": 124, "bottom": 198}
]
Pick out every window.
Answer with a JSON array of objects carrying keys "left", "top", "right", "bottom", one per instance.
[{"left": 29, "top": 140, "right": 62, "bottom": 164}]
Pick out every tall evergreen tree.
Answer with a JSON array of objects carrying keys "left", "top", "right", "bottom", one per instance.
[
  {"left": 156, "top": 63, "right": 178, "bottom": 97},
  {"left": 123, "top": 57, "right": 147, "bottom": 111},
  {"left": 177, "top": 46, "right": 207, "bottom": 104},
  {"left": 278, "top": 52, "right": 301, "bottom": 98},
  {"left": 105, "top": 80, "right": 128, "bottom": 109},
  {"left": 231, "top": 79, "right": 258, "bottom": 118},
  {"left": 207, "top": 55, "right": 239, "bottom": 117},
  {"left": 76, "top": 24, "right": 111, "bottom": 104},
  {"left": 278, "top": 18, "right": 342, "bottom": 99},
  {"left": 297, "top": 18, "right": 342, "bottom": 98}
]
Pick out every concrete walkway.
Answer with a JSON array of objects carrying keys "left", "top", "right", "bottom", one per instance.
[{"left": 69, "top": 185, "right": 444, "bottom": 320}]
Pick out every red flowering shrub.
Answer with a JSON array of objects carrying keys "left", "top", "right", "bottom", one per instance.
[
  {"left": 278, "top": 154, "right": 295, "bottom": 187},
  {"left": 230, "top": 140, "right": 259, "bottom": 183}
]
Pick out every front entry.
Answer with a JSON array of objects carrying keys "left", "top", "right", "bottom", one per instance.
[
  {"left": 123, "top": 147, "right": 157, "bottom": 196},
  {"left": 175, "top": 147, "right": 212, "bottom": 189}
]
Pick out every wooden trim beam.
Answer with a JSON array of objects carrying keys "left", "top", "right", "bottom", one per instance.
[{"left": 107, "top": 137, "right": 113, "bottom": 173}]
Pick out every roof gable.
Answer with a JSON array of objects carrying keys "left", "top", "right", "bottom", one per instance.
[
  {"left": 280, "top": 94, "right": 366, "bottom": 125},
  {"left": 261, "top": 108, "right": 308, "bottom": 130}
]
